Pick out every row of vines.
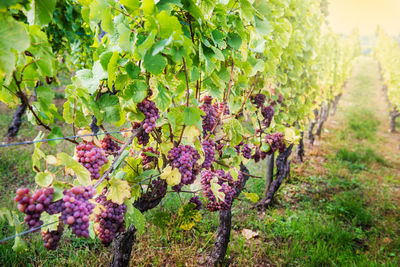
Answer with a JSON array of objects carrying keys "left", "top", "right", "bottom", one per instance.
[
  {"left": 375, "top": 28, "right": 400, "bottom": 132},
  {"left": 0, "top": 0, "right": 359, "bottom": 266}
]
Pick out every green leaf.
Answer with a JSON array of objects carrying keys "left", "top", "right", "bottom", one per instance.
[
  {"left": 143, "top": 52, "right": 167, "bottom": 75},
  {"left": 166, "top": 106, "right": 184, "bottom": 131},
  {"left": 125, "top": 80, "right": 148, "bottom": 103},
  {"left": 47, "top": 126, "right": 63, "bottom": 145},
  {"left": 176, "top": 203, "right": 201, "bottom": 231},
  {"left": 156, "top": 11, "right": 183, "bottom": 39},
  {"left": 154, "top": 84, "right": 171, "bottom": 112},
  {"left": 107, "top": 178, "right": 131, "bottom": 204},
  {"left": 142, "top": 0, "right": 156, "bottom": 16},
  {"left": 0, "top": 14, "right": 30, "bottom": 76},
  {"left": 108, "top": 51, "right": 119, "bottom": 89},
  {"left": 183, "top": 107, "right": 204, "bottom": 127},
  {"left": 35, "top": 171, "right": 53, "bottom": 187},
  {"left": 27, "top": 0, "right": 57, "bottom": 27},
  {"left": 227, "top": 33, "right": 242, "bottom": 50},
  {"left": 238, "top": 0, "right": 255, "bottom": 22},
  {"left": 223, "top": 118, "right": 244, "bottom": 146},
  {"left": 112, "top": 150, "right": 130, "bottom": 173},
  {"left": 126, "top": 62, "right": 140, "bottom": 79},
  {"left": 125, "top": 205, "right": 146, "bottom": 235},
  {"left": 57, "top": 152, "right": 91, "bottom": 186}
]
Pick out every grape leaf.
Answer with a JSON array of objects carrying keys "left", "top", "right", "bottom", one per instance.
[
  {"left": 35, "top": 171, "right": 53, "bottom": 187},
  {"left": 160, "top": 166, "right": 181, "bottom": 186},
  {"left": 243, "top": 192, "right": 259, "bottom": 203},
  {"left": 27, "top": 0, "right": 57, "bottom": 27},
  {"left": 143, "top": 52, "right": 167, "bottom": 75},
  {"left": 57, "top": 152, "right": 91, "bottom": 186},
  {"left": 107, "top": 178, "right": 131, "bottom": 204},
  {"left": 210, "top": 177, "right": 225, "bottom": 202},
  {"left": 176, "top": 203, "right": 201, "bottom": 231},
  {"left": 40, "top": 213, "right": 60, "bottom": 232}
]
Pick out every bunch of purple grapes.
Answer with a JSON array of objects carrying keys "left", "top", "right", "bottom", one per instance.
[
  {"left": 94, "top": 192, "right": 127, "bottom": 246},
  {"left": 45, "top": 199, "right": 63, "bottom": 215},
  {"left": 101, "top": 136, "right": 120, "bottom": 155},
  {"left": 189, "top": 196, "right": 202, "bottom": 210},
  {"left": 265, "top": 132, "right": 286, "bottom": 153},
  {"left": 214, "top": 102, "right": 230, "bottom": 116},
  {"left": 14, "top": 187, "right": 54, "bottom": 229},
  {"left": 41, "top": 224, "right": 64, "bottom": 250},
  {"left": 167, "top": 145, "right": 200, "bottom": 185},
  {"left": 200, "top": 170, "right": 235, "bottom": 212},
  {"left": 133, "top": 122, "right": 150, "bottom": 146},
  {"left": 200, "top": 96, "right": 218, "bottom": 135},
  {"left": 76, "top": 142, "right": 108, "bottom": 180},
  {"left": 137, "top": 98, "right": 159, "bottom": 134},
  {"left": 202, "top": 139, "right": 215, "bottom": 170},
  {"left": 241, "top": 144, "right": 252, "bottom": 159},
  {"left": 252, "top": 93, "right": 266, "bottom": 108},
  {"left": 141, "top": 178, "right": 167, "bottom": 200},
  {"left": 252, "top": 148, "right": 267, "bottom": 163},
  {"left": 60, "top": 186, "right": 96, "bottom": 238},
  {"left": 141, "top": 147, "right": 159, "bottom": 166},
  {"left": 261, "top": 105, "right": 275, "bottom": 127}
]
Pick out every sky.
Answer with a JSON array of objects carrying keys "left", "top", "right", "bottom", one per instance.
[{"left": 328, "top": 0, "right": 400, "bottom": 36}]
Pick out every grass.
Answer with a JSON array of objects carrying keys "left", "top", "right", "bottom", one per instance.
[{"left": 0, "top": 56, "right": 399, "bottom": 266}]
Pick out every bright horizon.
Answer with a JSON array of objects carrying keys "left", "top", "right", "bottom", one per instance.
[{"left": 328, "top": 0, "right": 400, "bottom": 36}]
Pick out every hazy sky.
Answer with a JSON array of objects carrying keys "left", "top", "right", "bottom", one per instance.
[{"left": 328, "top": 0, "right": 400, "bottom": 36}]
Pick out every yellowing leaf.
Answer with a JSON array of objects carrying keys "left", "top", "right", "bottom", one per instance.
[
  {"left": 40, "top": 213, "right": 60, "bottom": 232},
  {"left": 182, "top": 125, "right": 201, "bottom": 143},
  {"left": 160, "top": 166, "right": 181, "bottom": 186},
  {"left": 176, "top": 203, "right": 201, "bottom": 231},
  {"left": 210, "top": 177, "right": 225, "bottom": 202},
  {"left": 241, "top": 228, "right": 259, "bottom": 240},
  {"left": 243, "top": 192, "right": 259, "bottom": 203},
  {"left": 107, "top": 178, "right": 131, "bottom": 204},
  {"left": 35, "top": 171, "right": 53, "bottom": 187},
  {"left": 284, "top": 128, "right": 300, "bottom": 144},
  {"left": 160, "top": 141, "right": 174, "bottom": 156},
  {"left": 45, "top": 155, "right": 59, "bottom": 165},
  {"left": 57, "top": 152, "right": 91, "bottom": 186}
]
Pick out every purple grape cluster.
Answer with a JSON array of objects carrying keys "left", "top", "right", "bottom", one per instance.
[
  {"left": 133, "top": 122, "right": 150, "bottom": 146},
  {"left": 41, "top": 224, "right": 64, "bottom": 250},
  {"left": 265, "top": 132, "right": 286, "bottom": 154},
  {"left": 76, "top": 142, "right": 108, "bottom": 180},
  {"left": 167, "top": 145, "right": 200, "bottom": 185},
  {"left": 15, "top": 187, "right": 54, "bottom": 229},
  {"left": 60, "top": 186, "right": 96, "bottom": 238},
  {"left": 270, "top": 90, "right": 284, "bottom": 105},
  {"left": 214, "top": 102, "right": 230, "bottom": 116},
  {"left": 200, "top": 170, "right": 236, "bottom": 212},
  {"left": 261, "top": 105, "right": 275, "bottom": 127},
  {"left": 252, "top": 148, "right": 267, "bottom": 163},
  {"left": 202, "top": 139, "right": 215, "bottom": 170},
  {"left": 241, "top": 144, "right": 252, "bottom": 159},
  {"left": 137, "top": 98, "right": 160, "bottom": 134},
  {"left": 141, "top": 147, "right": 159, "bottom": 166},
  {"left": 252, "top": 93, "right": 266, "bottom": 108},
  {"left": 189, "top": 196, "right": 202, "bottom": 210},
  {"left": 45, "top": 200, "right": 63, "bottom": 215},
  {"left": 94, "top": 192, "right": 127, "bottom": 246},
  {"left": 141, "top": 178, "right": 167, "bottom": 200},
  {"left": 200, "top": 96, "right": 218, "bottom": 135},
  {"left": 101, "top": 136, "right": 120, "bottom": 155}
]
